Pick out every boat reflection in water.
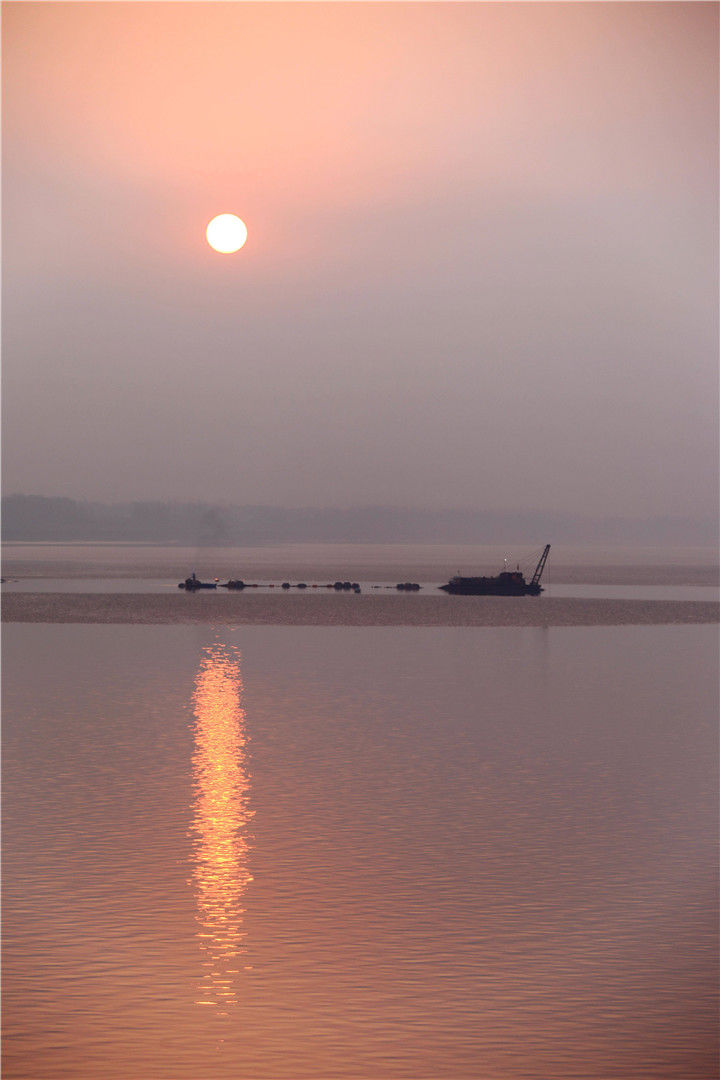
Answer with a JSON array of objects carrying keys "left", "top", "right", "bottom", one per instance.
[{"left": 189, "top": 643, "right": 253, "bottom": 1016}]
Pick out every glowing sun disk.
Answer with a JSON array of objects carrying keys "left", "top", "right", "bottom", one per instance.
[{"left": 206, "top": 214, "right": 247, "bottom": 254}]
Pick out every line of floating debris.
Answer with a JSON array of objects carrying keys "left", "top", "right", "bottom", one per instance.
[
  {"left": 220, "top": 579, "right": 363, "bottom": 592},
  {"left": 179, "top": 573, "right": 423, "bottom": 593},
  {"left": 369, "top": 584, "right": 421, "bottom": 590}
]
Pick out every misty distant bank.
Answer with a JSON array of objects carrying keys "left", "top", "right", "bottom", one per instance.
[{"left": 2, "top": 495, "right": 715, "bottom": 547}]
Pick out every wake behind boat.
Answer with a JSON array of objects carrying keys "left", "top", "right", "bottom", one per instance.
[{"left": 439, "top": 545, "right": 550, "bottom": 596}]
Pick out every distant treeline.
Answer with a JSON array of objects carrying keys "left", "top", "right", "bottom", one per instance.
[{"left": 2, "top": 494, "right": 716, "bottom": 546}]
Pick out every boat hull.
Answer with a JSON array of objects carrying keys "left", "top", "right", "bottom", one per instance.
[{"left": 440, "top": 580, "right": 542, "bottom": 596}]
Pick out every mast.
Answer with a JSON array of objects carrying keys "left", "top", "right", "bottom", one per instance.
[{"left": 530, "top": 544, "right": 551, "bottom": 586}]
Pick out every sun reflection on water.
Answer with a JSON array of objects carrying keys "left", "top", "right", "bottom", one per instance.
[{"left": 189, "top": 643, "right": 253, "bottom": 1015}]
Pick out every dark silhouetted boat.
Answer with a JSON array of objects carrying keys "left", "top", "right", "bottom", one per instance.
[
  {"left": 179, "top": 573, "right": 217, "bottom": 590},
  {"left": 439, "top": 545, "right": 550, "bottom": 596}
]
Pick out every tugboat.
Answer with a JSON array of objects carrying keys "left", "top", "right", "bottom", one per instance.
[
  {"left": 440, "top": 545, "right": 550, "bottom": 596},
  {"left": 178, "top": 572, "right": 217, "bottom": 590}
]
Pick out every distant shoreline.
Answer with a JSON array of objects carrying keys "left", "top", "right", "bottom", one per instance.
[{"left": 3, "top": 593, "right": 718, "bottom": 627}]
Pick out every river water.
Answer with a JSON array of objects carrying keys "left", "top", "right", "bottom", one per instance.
[{"left": 2, "top": 613, "right": 718, "bottom": 1079}]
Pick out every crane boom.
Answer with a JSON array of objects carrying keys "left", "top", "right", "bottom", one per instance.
[{"left": 530, "top": 544, "right": 551, "bottom": 586}]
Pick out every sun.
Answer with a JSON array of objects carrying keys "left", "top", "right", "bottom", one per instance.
[{"left": 206, "top": 214, "right": 248, "bottom": 254}]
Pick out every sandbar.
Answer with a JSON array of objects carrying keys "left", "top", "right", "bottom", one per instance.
[{"left": 2, "top": 592, "right": 718, "bottom": 627}]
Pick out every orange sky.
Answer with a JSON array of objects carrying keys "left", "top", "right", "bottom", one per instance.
[{"left": 2, "top": 3, "right": 718, "bottom": 518}]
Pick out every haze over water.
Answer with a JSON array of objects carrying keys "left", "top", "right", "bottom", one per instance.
[{"left": 3, "top": 3, "right": 717, "bottom": 529}]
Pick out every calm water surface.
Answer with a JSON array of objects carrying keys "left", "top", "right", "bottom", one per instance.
[{"left": 2, "top": 623, "right": 718, "bottom": 1079}]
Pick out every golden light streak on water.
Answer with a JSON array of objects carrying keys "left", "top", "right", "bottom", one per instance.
[{"left": 189, "top": 644, "right": 253, "bottom": 1016}]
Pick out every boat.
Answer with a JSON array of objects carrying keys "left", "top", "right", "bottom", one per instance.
[
  {"left": 439, "top": 545, "right": 550, "bottom": 596},
  {"left": 178, "top": 573, "right": 217, "bottom": 590}
]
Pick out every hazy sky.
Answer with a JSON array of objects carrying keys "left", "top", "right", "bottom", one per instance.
[{"left": 3, "top": 2, "right": 718, "bottom": 520}]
